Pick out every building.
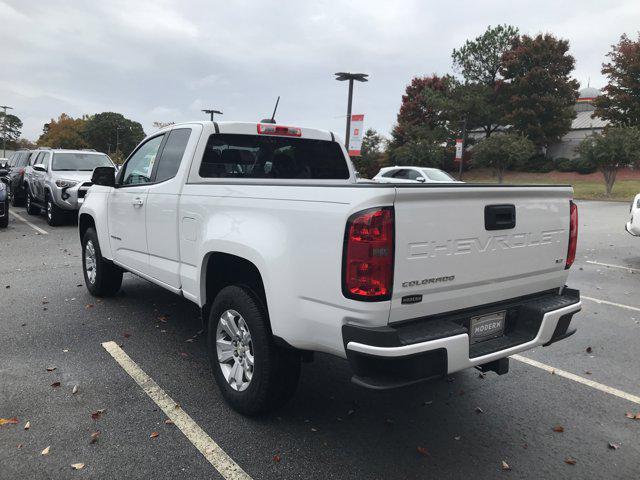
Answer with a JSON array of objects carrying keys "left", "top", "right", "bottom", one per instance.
[{"left": 547, "top": 87, "right": 608, "bottom": 159}]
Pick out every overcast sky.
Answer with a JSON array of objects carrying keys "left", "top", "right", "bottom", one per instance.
[{"left": 1, "top": 0, "right": 638, "bottom": 142}]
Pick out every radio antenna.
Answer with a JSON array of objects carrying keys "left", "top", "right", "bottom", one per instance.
[{"left": 260, "top": 96, "right": 280, "bottom": 124}]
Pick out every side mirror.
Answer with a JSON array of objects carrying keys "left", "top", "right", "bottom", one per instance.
[
  {"left": 33, "top": 164, "right": 46, "bottom": 172},
  {"left": 91, "top": 166, "right": 116, "bottom": 187},
  {"left": 416, "top": 176, "right": 426, "bottom": 183}
]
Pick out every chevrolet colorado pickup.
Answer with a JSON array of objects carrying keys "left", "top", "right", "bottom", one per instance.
[{"left": 79, "top": 121, "right": 581, "bottom": 415}]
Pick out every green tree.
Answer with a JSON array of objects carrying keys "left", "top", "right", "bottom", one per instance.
[
  {"left": 388, "top": 75, "right": 453, "bottom": 164},
  {"left": 594, "top": 33, "right": 640, "bottom": 127},
  {"left": 351, "top": 128, "right": 385, "bottom": 178},
  {"left": 472, "top": 134, "right": 535, "bottom": 183},
  {"left": 84, "top": 112, "right": 145, "bottom": 156},
  {"left": 0, "top": 113, "right": 23, "bottom": 148},
  {"left": 37, "top": 113, "right": 88, "bottom": 149},
  {"left": 577, "top": 127, "right": 640, "bottom": 195},
  {"left": 500, "top": 33, "right": 579, "bottom": 149},
  {"left": 452, "top": 25, "right": 518, "bottom": 139}
]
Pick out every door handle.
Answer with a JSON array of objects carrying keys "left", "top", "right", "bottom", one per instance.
[{"left": 132, "top": 197, "right": 144, "bottom": 207}]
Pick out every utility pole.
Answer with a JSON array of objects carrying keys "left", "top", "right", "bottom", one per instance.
[
  {"left": 202, "top": 109, "right": 223, "bottom": 121},
  {"left": 115, "top": 125, "right": 123, "bottom": 153},
  {"left": 458, "top": 115, "right": 467, "bottom": 181},
  {"left": 334, "top": 73, "right": 368, "bottom": 149},
  {"left": 1, "top": 105, "right": 14, "bottom": 158}
]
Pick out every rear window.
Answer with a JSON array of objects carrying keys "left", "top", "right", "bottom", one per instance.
[
  {"left": 423, "top": 169, "right": 455, "bottom": 181},
  {"left": 199, "top": 134, "right": 349, "bottom": 180},
  {"left": 52, "top": 153, "right": 112, "bottom": 171}
]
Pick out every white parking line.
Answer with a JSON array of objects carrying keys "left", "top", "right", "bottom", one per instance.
[
  {"left": 512, "top": 354, "right": 640, "bottom": 405},
  {"left": 582, "top": 295, "right": 640, "bottom": 313},
  {"left": 585, "top": 260, "right": 640, "bottom": 274},
  {"left": 102, "top": 341, "right": 252, "bottom": 480},
  {"left": 10, "top": 211, "right": 48, "bottom": 235}
]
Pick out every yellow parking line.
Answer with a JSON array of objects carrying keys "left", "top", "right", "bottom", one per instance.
[
  {"left": 512, "top": 354, "right": 640, "bottom": 405},
  {"left": 102, "top": 341, "right": 252, "bottom": 480},
  {"left": 10, "top": 211, "right": 48, "bottom": 235}
]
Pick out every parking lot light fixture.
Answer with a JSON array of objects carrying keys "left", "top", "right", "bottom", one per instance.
[
  {"left": 202, "top": 109, "right": 223, "bottom": 121},
  {"left": 334, "top": 73, "right": 368, "bottom": 149}
]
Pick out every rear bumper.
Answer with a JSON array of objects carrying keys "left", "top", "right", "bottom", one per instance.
[{"left": 343, "top": 288, "right": 581, "bottom": 389}]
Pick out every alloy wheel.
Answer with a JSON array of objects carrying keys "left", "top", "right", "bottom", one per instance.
[
  {"left": 216, "top": 309, "right": 254, "bottom": 391},
  {"left": 84, "top": 240, "right": 97, "bottom": 284}
]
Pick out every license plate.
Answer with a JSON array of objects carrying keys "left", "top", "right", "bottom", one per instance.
[{"left": 469, "top": 311, "right": 506, "bottom": 344}]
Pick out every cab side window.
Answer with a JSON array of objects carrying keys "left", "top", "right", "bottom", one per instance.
[
  {"left": 119, "top": 135, "right": 164, "bottom": 186},
  {"left": 41, "top": 153, "right": 50, "bottom": 170},
  {"left": 154, "top": 129, "right": 191, "bottom": 183},
  {"left": 391, "top": 169, "right": 410, "bottom": 179},
  {"left": 406, "top": 170, "right": 421, "bottom": 180}
]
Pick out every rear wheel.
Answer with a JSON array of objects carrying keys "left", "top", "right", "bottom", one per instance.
[
  {"left": 82, "top": 227, "right": 123, "bottom": 297},
  {"left": 10, "top": 187, "right": 24, "bottom": 207},
  {"left": 0, "top": 200, "right": 8, "bottom": 228},
  {"left": 45, "top": 193, "right": 64, "bottom": 226},
  {"left": 208, "top": 285, "right": 301, "bottom": 415},
  {"left": 25, "top": 190, "right": 39, "bottom": 215}
]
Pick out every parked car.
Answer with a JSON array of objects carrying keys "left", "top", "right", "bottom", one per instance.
[
  {"left": 626, "top": 193, "right": 640, "bottom": 236},
  {"left": 5, "top": 149, "right": 35, "bottom": 206},
  {"left": 79, "top": 121, "right": 581, "bottom": 415},
  {"left": 373, "top": 166, "right": 459, "bottom": 183},
  {"left": 24, "top": 149, "right": 115, "bottom": 226},
  {"left": 0, "top": 181, "right": 8, "bottom": 228}
]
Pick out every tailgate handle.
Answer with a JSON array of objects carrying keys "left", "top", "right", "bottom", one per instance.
[{"left": 485, "top": 204, "right": 516, "bottom": 230}]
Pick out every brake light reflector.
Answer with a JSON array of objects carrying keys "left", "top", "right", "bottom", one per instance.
[
  {"left": 343, "top": 207, "right": 394, "bottom": 301},
  {"left": 257, "top": 124, "right": 302, "bottom": 137},
  {"left": 566, "top": 201, "right": 578, "bottom": 269}
]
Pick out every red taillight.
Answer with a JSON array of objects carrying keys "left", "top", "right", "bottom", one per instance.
[
  {"left": 257, "top": 124, "right": 302, "bottom": 137},
  {"left": 343, "top": 207, "right": 394, "bottom": 301},
  {"left": 566, "top": 201, "right": 578, "bottom": 269}
]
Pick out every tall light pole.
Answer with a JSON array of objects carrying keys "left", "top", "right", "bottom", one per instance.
[
  {"left": 334, "top": 73, "right": 368, "bottom": 149},
  {"left": 0, "top": 105, "right": 14, "bottom": 158},
  {"left": 202, "top": 109, "right": 223, "bottom": 121}
]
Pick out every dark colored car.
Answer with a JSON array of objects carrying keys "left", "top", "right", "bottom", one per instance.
[
  {"left": 5, "top": 150, "right": 35, "bottom": 206},
  {"left": 0, "top": 181, "right": 8, "bottom": 228}
]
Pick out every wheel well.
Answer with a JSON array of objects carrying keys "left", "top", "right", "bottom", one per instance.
[
  {"left": 79, "top": 213, "right": 96, "bottom": 242},
  {"left": 203, "top": 253, "right": 268, "bottom": 331}
]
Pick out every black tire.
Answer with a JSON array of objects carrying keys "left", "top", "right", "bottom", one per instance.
[
  {"left": 0, "top": 201, "right": 8, "bottom": 228},
  {"left": 10, "top": 188, "right": 24, "bottom": 207},
  {"left": 82, "top": 227, "right": 123, "bottom": 297},
  {"left": 45, "top": 193, "right": 64, "bottom": 226},
  {"left": 25, "top": 189, "right": 39, "bottom": 215},
  {"left": 207, "top": 285, "right": 301, "bottom": 415}
]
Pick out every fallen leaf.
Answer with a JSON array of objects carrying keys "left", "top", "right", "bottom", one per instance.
[
  {"left": 454, "top": 436, "right": 461, "bottom": 441},
  {"left": 585, "top": 346, "right": 592, "bottom": 353},
  {"left": 24, "top": 421, "right": 30, "bottom": 430},
  {"left": 416, "top": 446, "right": 429, "bottom": 456},
  {"left": 164, "top": 419, "right": 174, "bottom": 425},
  {"left": 72, "top": 385, "right": 79, "bottom": 395},
  {"left": 553, "top": 425, "right": 565, "bottom": 433},
  {"left": 90, "top": 431, "right": 101, "bottom": 444},
  {"left": 422, "top": 400, "right": 433, "bottom": 406},
  {"left": 478, "top": 372, "right": 486, "bottom": 379},
  {"left": 90, "top": 409, "right": 105, "bottom": 421},
  {"left": 311, "top": 427, "right": 318, "bottom": 432},
  {"left": 16, "top": 444, "right": 23, "bottom": 449},
  {"left": 51, "top": 382, "right": 61, "bottom": 388},
  {"left": 85, "top": 304, "right": 94, "bottom": 309},
  {"left": 46, "top": 367, "right": 56, "bottom": 372},
  {"left": 179, "top": 352, "right": 189, "bottom": 358},
  {"left": 608, "top": 442, "right": 620, "bottom": 450},
  {"left": 185, "top": 338, "right": 194, "bottom": 343},
  {"left": 158, "top": 314, "right": 168, "bottom": 323},
  {"left": 174, "top": 404, "right": 181, "bottom": 410},
  {"left": 475, "top": 407, "right": 484, "bottom": 414},
  {"left": 71, "top": 463, "right": 85, "bottom": 470},
  {"left": 564, "top": 457, "right": 577, "bottom": 465},
  {"left": 0, "top": 417, "right": 19, "bottom": 426},
  {"left": 273, "top": 453, "right": 281, "bottom": 463},
  {"left": 123, "top": 332, "right": 131, "bottom": 338},
  {"left": 150, "top": 431, "right": 159, "bottom": 438},
  {"left": 5, "top": 285, "right": 9, "bottom": 289},
  {"left": 41, "top": 446, "right": 51, "bottom": 455},
  {"left": 585, "top": 371, "right": 592, "bottom": 375},
  {"left": 501, "top": 460, "right": 511, "bottom": 471}
]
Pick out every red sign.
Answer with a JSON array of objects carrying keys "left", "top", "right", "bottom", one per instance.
[{"left": 454, "top": 138, "right": 463, "bottom": 162}]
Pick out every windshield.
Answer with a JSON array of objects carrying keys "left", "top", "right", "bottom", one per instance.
[
  {"left": 423, "top": 169, "right": 455, "bottom": 181},
  {"left": 52, "top": 153, "right": 112, "bottom": 171}
]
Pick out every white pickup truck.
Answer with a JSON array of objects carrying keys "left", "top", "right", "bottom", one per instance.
[{"left": 79, "top": 121, "right": 581, "bottom": 415}]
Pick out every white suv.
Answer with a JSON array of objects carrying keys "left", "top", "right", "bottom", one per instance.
[{"left": 373, "top": 166, "right": 459, "bottom": 183}]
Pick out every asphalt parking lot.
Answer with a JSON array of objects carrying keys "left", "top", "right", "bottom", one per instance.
[{"left": 1, "top": 201, "right": 639, "bottom": 479}]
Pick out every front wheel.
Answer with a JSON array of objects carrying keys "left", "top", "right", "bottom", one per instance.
[
  {"left": 208, "top": 285, "right": 301, "bottom": 415},
  {"left": 82, "top": 228, "right": 123, "bottom": 297},
  {"left": 45, "top": 194, "right": 64, "bottom": 226},
  {"left": 25, "top": 190, "right": 39, "bottom": 215}
]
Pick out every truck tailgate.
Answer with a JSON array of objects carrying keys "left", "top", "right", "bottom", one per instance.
[{"left": 390, "top": 186, "right": 573, "bottom": 323}]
